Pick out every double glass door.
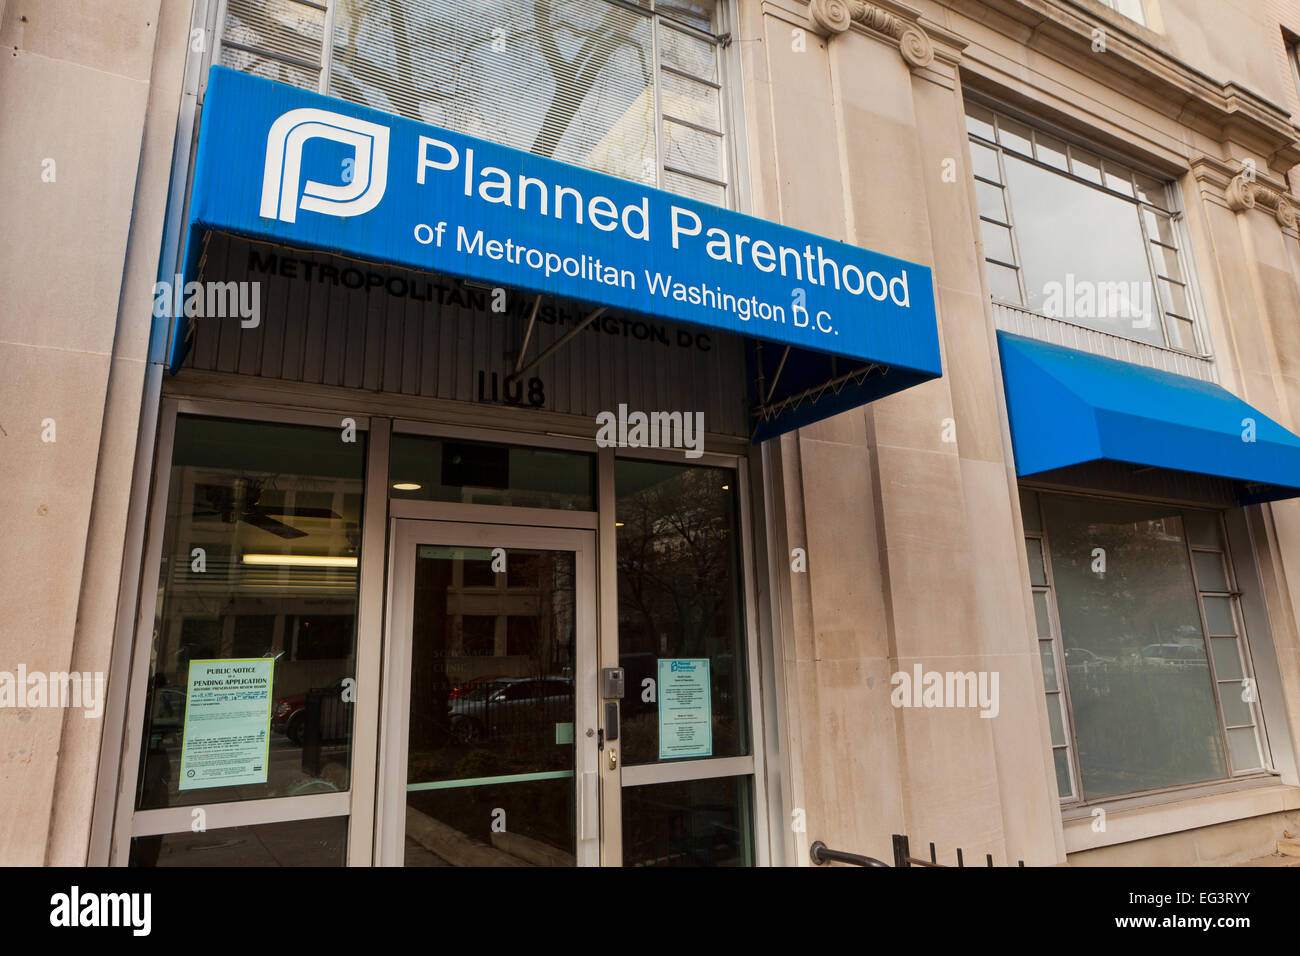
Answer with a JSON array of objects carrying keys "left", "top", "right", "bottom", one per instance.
[{"left": 379, "top": 520, "right": 599, "bottom": 866}]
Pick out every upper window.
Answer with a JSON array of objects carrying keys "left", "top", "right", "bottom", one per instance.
[
  {"left": 966, "top": 101, "right": 1200, "bottom": 354},
  {"left": 1287, "top": 33, "right": 1300, "bottom": 117},
  {"left": 1097, "top": 0, "right": 1146, "bottom": 25},
  {"left": 218, "top": 0, "right": 731, "bottom": 206}
]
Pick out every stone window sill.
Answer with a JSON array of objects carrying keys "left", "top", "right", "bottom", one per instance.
[{"left": 1061, "top": 779, "right": 1300, "bottom": 853}]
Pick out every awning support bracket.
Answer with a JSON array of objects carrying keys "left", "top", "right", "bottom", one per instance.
[
  {"left": 750, "top": 361, "right": 886, "bottom": 438},
  {"left": 508, "top": 305, "right": 606, "bottom": 384},
  {"left": 765, "top": 346, "right": 791, "bottom": 405},
  {"left": 178, "top": 231, "right": 214, "bottom": 356},
  {"left": 512, "top": 294, "right": 543, "bottom": 377}
]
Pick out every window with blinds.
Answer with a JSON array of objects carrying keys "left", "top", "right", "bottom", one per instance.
[
  {"left": 218, "top": 0, "right": 328, "bottom": 91},
  {"left": 216, "top": 0, "right": 731, "bottom": 207}
]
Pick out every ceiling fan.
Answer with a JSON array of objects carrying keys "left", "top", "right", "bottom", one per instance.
[{"left": 192, "top": 477, "right": 340, "bottom": 540}]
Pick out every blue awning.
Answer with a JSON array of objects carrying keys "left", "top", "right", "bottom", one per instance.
[
  {"left": 997, "top": 332, "right": 1300, "bottom": 504},
  {"left": 166, "top": 67, "right": 944, "bottom": 443}
]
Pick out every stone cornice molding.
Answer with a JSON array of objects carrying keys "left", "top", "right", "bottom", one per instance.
[
  {"left": 807, "top": 0, "right": 938, "bottom": 71},
  {"left": 954, "top": 0, "right": 1300, "bottom": 173}
]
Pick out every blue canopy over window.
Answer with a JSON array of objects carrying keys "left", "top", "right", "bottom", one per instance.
[{"left": 997, "top": 331, "right": 1300, "bottom": 504}]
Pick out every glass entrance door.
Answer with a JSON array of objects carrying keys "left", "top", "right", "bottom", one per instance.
[{"left": 379, "top": 520, "right": 599, "bottom": 865}]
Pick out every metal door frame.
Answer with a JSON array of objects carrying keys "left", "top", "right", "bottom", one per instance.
[{"left": 376, "top": 517, "right": 600, "bottom": 866}]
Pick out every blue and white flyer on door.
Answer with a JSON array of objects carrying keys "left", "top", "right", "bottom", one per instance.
[
  {"left": 178, "top": 658, "right": 275, "bottom": 790},
  {"left": 657, "top": 659, "right": 712, "bottom": 760}
]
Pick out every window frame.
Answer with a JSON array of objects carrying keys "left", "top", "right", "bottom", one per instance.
[
  {"left": 612, "top": 453, "right": 753, "bottom": 775},
  {"left": 1022, "top": 486, "right": 1274, "bottom": 808},
  {"left": 1023, "top": 509, "right": 1081, "bottom": 803},
  {"left": 966, "top": 97, "right": 1207, "bottom": 357},
  {"left": 1095, "top": 0, "right": 1147, "bottom": 27},
  {"left": 384, "top": 419, "right": 773, "bottom": 866},
  {"left": 602, "top": 441, "right": 769, "bottom": 864},
  {"left": 110, "top": 400, "right": 376, "bottom": 866},
  {"left": 1286, "top": 31, "right": 1300, "bottom": 119}
]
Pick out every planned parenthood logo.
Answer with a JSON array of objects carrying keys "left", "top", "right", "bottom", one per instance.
[{"left": 261, "top": 107, "right": 389, "bottom": 223}]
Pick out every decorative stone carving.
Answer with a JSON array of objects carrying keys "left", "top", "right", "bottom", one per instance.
[
  {"left": 1276, "top": 195, "right": 1298, "bottom": 230},
  {"left": 1227, "top": 171, "right": 1297, "bottom": 229},
  {"left": 808, "top": 0, "right": 935, "bottom": 70},
  {"left": 1224, "top": 172, "right": 1255, "bottom": 213}
]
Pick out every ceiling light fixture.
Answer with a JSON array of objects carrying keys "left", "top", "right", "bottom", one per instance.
[{"left": 241, "top": 554, "right": 358, "bottom": 568}]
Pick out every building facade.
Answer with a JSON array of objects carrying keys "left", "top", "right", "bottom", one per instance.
[{"left": 5, "top": 0, "right": 1300, "bottom": 866}]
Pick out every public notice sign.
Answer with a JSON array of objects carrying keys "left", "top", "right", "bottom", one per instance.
[
  {"left": 178, "top": 658, "right": 275, "bottom": 790},
  {"left": 657, "top": 659, "right": 712, "bottom": 760}
]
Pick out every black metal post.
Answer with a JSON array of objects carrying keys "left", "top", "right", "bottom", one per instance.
[{"left": 892, "top": 834, "right": 910, "bottom": 868}]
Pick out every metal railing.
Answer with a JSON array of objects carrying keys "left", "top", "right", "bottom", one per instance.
[
  {"left": 808, "top": 841, "right": 888, "bottom": 867},
  {"left": 810, "top": 834, "right": 1025, "bottom": 867}
]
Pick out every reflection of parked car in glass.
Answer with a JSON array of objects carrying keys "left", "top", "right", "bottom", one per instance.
[
  {"left": 1064, "top": 648, "right": 1113, "bottom": 668},
  {"left": 1141, "top": 643, "right": 1206, "bottom": 667},
  {"left": 448, "top": 677, "right": 572, "bottom": 744},
  {"left": 449, "top": 673, "right": 508, "bottom": 700},
  {"left": 272, "top": 677, "right": 352, "bottom": 745}
]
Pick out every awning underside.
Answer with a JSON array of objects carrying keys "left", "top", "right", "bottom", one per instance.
[
  {"left": 997, "top": 331, "right": 1300, "bottom": 504},
  {"left": 170, "top": 227, "right": 941, "bottom": 443},
  {"left": 747, "top": 342, "right": 936, "bottom": 442}
]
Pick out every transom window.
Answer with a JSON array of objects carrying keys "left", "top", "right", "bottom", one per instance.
[
  {"left": 216, "top": 0, "right": 732, "bottom": 206},
  {"left": 966, "top": 101, "right": 1200, "bottom": 354}
]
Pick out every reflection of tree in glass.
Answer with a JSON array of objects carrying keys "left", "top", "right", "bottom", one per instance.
[
  {"left": 617, "top": 468, "right": 733, "bottom": 658},
  {"left": 330, "top": 0, "right": 654, "bottom": 181},
  {"left": 1046, "top": 507, "right": 1201, "bottom": 660}
]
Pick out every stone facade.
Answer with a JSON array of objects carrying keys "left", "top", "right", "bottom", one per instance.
[
  {"left": 753, "top": 0, "right": 1300, "bottom": 866},
  {"left": 3, "top": 0, "right": 1300, "bottom": 865}
]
